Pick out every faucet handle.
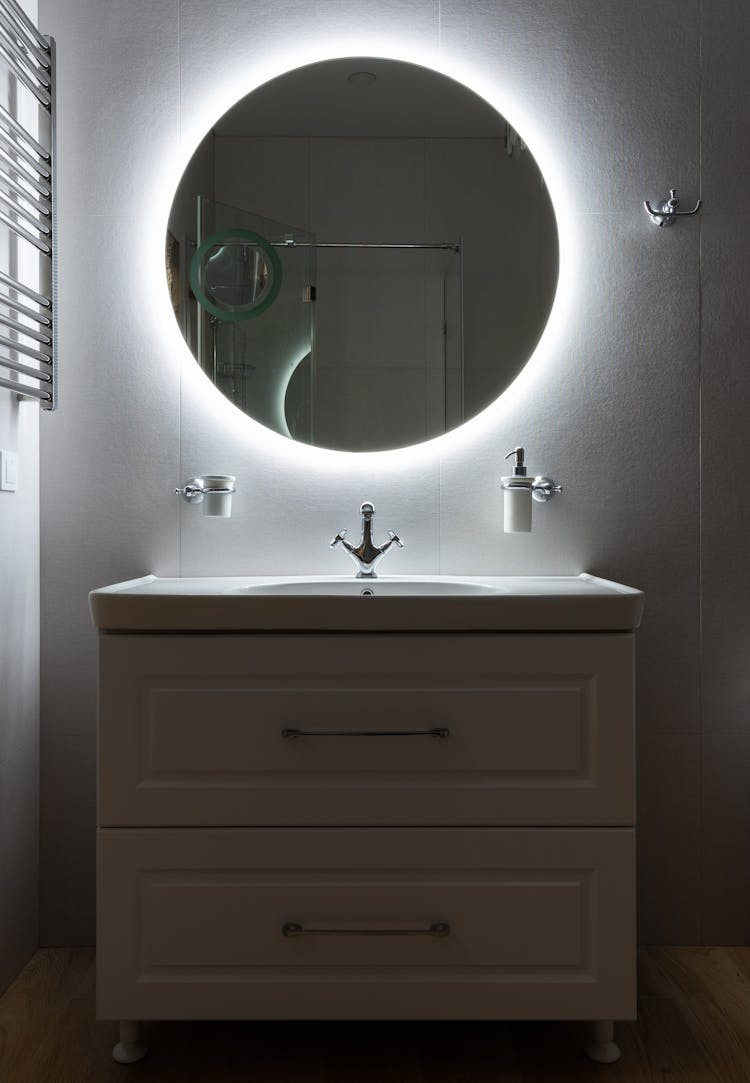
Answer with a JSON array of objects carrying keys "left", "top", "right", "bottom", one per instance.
[
  {"left": 330, "top": 529, "right": 348, "bottom": 549},
  {"left": 388, "top": 530, "right": 404, "bottom": 549}
]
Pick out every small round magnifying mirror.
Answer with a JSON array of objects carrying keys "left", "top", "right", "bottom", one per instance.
[{"left": 189, "top": 228, "right": 282, "bottom": 321}]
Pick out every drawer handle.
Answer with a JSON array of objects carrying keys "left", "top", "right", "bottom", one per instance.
[
  {"left": 283, "top": 922, "right": 450, "bottom": 938},
  {"left": 281, "top": 727, "right": 450, "bottom": 740}
]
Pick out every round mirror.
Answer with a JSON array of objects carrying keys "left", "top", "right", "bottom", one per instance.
[{"left": 167, "top": 58, "right": 559, "bottom": 452}]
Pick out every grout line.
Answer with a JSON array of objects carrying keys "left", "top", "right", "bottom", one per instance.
[
  {"left": 177, "top": 0, "right": 183, "bottom": 577},
  {"left": 434, "top": 0, "right": 444, "bottom": 575},
  {"left": 177, "top": 1, "right": 183, "bottom": 577},
  {"left": 697, "top": 0, "right": 704, "bottom": 946}
]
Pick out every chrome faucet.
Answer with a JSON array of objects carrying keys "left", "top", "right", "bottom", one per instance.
[{"left": 330, "top": 502, "right": 404, "bottom": 578}]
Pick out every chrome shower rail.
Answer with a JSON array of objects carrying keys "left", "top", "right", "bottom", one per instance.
[
  {"left": 0, "top": 0, "right": 55, "bottom": 408},
  {"left": 210, "top": 238, "right": 462, "bottom": 253},
  {"left": 279, "top": 240, "right": 462, "bottom": 252}
]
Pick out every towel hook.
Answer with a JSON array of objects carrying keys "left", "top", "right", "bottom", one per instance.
[{"left": 644, "top": 188, "right": 702, "bottom": 227}]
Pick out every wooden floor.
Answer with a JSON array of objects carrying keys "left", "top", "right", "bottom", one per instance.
[{"left": 1, "top": 948, "right": 750, "bottom": 1081}]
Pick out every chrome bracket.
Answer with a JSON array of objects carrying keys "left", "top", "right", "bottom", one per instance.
[
  {"left": 175, "top": 475, "right": 236, "bottom": 505},
  {"left": 175, "top": 481, "right": 207, "bottom": 505},
  {"left": 531, "top": 476, "right": 563, "bottom": 503},
  {"left": 644, "top": 188, "right": 702, "bottom": 227}
]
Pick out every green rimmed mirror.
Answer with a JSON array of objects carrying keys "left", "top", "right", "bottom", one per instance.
[{"left": 190, "top": 228, "right": 283, "bottom": 321}]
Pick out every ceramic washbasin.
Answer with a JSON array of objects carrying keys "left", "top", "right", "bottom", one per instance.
[
  {"left": 89, "top": 573, "right": 644, "bottom": 633},
  {"left": 229, "top": 576, "right": 507, "bottom": 597}
]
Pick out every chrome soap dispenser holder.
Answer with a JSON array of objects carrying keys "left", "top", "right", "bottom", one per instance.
[{"left": 500, "top": 447, "right": 562, "bottom": 533}]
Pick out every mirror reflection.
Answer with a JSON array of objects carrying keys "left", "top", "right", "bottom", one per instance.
[{"left": 167, "top": 58, "right": 558, "bottom": 452}]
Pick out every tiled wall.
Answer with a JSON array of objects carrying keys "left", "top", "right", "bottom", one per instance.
[{"left": 37, "top": 0, "right": 749, "bottom": 945}]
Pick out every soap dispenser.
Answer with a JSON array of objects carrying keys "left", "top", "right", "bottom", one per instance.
[
  {"left": 501, "top": 447, "right": 533, "bottom": 532},
  {"left": 500, "top": 447, "right": 563, "bottom": 533}
]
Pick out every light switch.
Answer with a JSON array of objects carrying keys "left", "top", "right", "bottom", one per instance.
[{"left": 0, "top": 450, "right": 18, "bottom": 491}]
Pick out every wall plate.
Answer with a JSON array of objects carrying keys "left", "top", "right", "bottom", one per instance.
[{"left": 0, "top": 449, "right": 18, "bottom": 491}]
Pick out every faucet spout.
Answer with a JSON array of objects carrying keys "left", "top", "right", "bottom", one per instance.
[{"left": 330, "top": 502, "right": 404, "bottom": 577}]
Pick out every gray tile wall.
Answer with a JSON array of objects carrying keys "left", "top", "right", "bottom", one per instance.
[
  {"left": 699, "top": 2, "right": 750, "bottom": 942},
  {"left": 36, "top": 0, "right": 749, "bottom": 944}
]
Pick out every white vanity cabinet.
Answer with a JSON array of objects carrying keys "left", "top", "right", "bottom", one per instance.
[{"left": 91, "top": 575, "right": 642, "bottom": 1064}]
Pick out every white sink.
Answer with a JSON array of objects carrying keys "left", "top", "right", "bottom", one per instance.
[
  {"left": 229, "top": 576, "right": 508, "bottom": 597},
  {"left": 90, "top": 573, "right": 644, "bottom": 632}
]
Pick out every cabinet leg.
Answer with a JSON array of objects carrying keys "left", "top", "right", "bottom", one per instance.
[
  {"left": 585, "top": 1020, "right": 621, "bottom": 1063},
  {"left": 112, "top": 1020, "right": 148, "bottom": 1064}
]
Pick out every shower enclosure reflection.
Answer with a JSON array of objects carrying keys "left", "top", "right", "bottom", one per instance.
[{"left": 186, "top": 197, "right": 463, "bottom": 446}]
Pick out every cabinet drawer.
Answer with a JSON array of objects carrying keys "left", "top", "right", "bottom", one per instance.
[
  {"left": 98, "top": 633, "right": 634, "bottom": 827},
  {"left": 97, "top": 827, "right": 636, "bottom": 1021}
]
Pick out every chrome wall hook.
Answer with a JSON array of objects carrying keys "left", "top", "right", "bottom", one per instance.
[{"left": 644, "top": 188, "right": 702, "bottom": 227}]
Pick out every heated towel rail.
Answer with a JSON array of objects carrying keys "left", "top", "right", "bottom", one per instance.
[{"left": 0, "top": 0, "right": 55, "bottom": 408}]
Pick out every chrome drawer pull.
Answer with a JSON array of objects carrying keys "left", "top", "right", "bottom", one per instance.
[
  {"left": 283, "top": 922, "right": 450, "bottom": 938},
  {"left": 281, "top": 727, "right": 450, "bottom": 740}
]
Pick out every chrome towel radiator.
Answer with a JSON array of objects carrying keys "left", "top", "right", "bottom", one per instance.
[{"left": 0, "top": 0, "right": 55, "bottom": 408}]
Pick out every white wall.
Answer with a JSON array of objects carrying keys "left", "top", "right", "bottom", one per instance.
[
  {"left": 37, "top": 0, "right": 749, "bottom": 945},
  {"left": 0, "top": 0, "right": 40, "bottom": 992},
  {"left": 0, "top": 395, "right": 39, "bottom": 991}
]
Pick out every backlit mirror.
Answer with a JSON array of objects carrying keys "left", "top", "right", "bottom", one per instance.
[{"left": 167, "top": 58, "right": 558, "bottom": 452}]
